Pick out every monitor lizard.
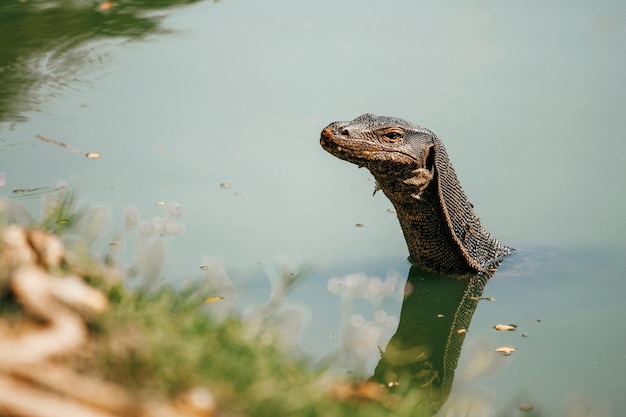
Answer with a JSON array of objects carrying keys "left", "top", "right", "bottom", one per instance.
[{"left": 320, "top": 113, "right": 512, "bottom": 275}]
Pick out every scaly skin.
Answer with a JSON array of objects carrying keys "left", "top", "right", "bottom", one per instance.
[{"left": 320, "top": 113, "right": 512, "bottom": 275}]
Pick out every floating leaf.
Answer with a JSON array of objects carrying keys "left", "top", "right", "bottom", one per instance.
[
  {"left": 203, "top": 296, "right": 225, "bottom": 304},
  {"left": 471, "top": 296, "right": 497, "bottom": 301},
  {"left": 493, "top": 324, "right": 517, "bottom": 332},
  {"left": 494, "top": 346, "right": 516, "bottom": 356}
]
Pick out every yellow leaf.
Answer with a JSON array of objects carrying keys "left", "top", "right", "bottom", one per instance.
[
  {"left": 493, "top": 324, "right": 517, "bottom": 331},
  {"left": 494, "top": 346, "right": 516, "bottom": 355},
  {"left": 203, "top": 296, "right": 225, "bottom": 304}
]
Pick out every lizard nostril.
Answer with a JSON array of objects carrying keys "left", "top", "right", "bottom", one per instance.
[{"left": 341, "top": 128, "right": 350, "bottom": 137}]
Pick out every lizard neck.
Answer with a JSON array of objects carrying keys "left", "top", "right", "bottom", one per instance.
[{"left": 373, "top": 170, "right": 500, "bottom": 275}]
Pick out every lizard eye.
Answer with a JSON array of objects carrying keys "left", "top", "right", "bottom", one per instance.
[{"left": 381, "top": 130, "right": 404, "bottom": 142}]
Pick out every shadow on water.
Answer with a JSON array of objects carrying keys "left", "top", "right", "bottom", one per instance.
[
  {"left": 370, "top": 266, "right": 492, "bottom": 416},
  {"left": 0, "top": 0, "right": 205, "bottom": 123}
]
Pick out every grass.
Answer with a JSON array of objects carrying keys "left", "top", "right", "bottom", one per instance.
[
  {"left": 0, "top": 190, "right": 435, "bottom": 417},
  {"left": 79, "top": 263, "right": 430, "bottom": 416}
]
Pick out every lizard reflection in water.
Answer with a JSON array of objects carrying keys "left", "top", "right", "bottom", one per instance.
[
  {"left": 320, "top": 114, "right": 513, "bottom": 413},
  {"left": 371, "top": 266, "right": 492, "bottom": 414}
]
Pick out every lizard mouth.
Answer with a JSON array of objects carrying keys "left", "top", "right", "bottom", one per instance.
[
  {"left": 320, "top": 128, "right": 372, "bottom": 162},
  {"left": 320, "top": 128, "right": 385, "bottom": 157},
  {"left": 320, "top": 128, "right": 417, "bottom": 166}
]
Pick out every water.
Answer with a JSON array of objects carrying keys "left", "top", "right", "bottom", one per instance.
[{"left": 1, "top": 1, "right": 625, "bottom": 415}]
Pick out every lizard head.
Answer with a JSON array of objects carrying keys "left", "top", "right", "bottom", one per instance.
[{"left": 320, "top": 113, "right": 437, "bottom": 194}]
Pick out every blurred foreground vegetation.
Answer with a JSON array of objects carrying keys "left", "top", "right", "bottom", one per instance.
[{"left": 0, "top": 190, "right": 434, "bottom": 417}]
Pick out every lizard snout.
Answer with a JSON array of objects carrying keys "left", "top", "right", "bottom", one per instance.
[{"left": 320, "top": 128, "right": 334, "bottom": 143}]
